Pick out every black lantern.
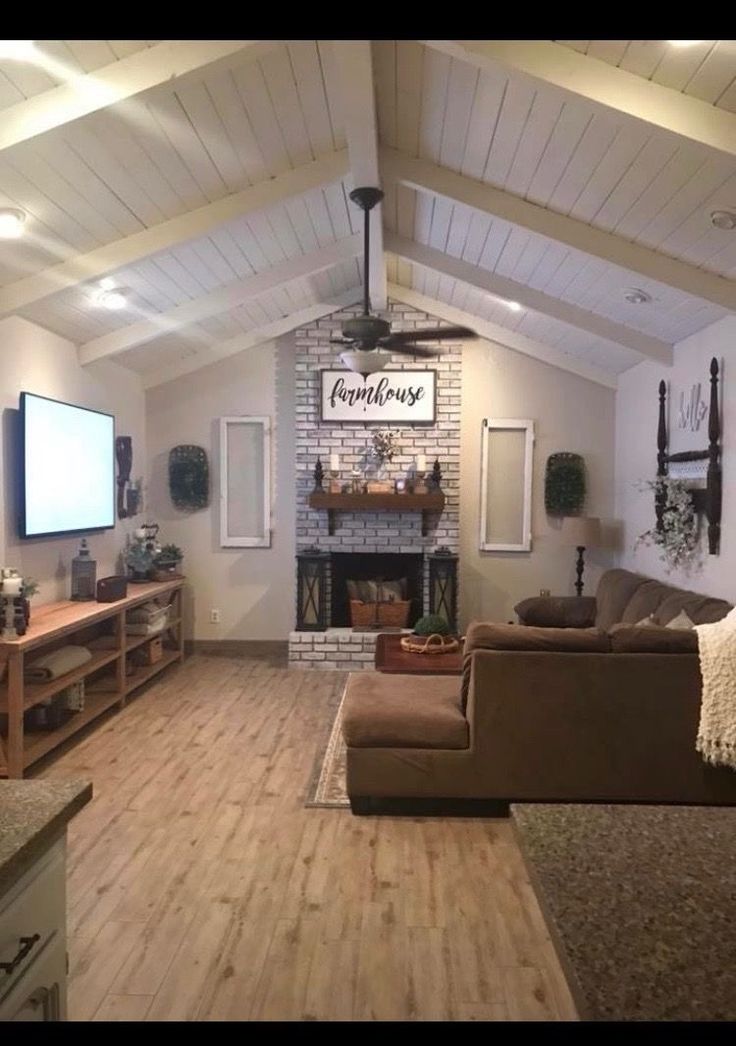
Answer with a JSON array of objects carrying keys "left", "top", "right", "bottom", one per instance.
[
  {"left": 428, "top": 549, "right": 458, "bottom": 633},
  {"left": 71, "top": 538, "right": 97, "bottom": 601},
  {"left": 296, "top": 548, "right": 330, "bottom": 631}
]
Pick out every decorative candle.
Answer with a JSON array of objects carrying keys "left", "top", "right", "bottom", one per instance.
[
  {"left": 330, "top": 453, "right": 339, "bottom": 472},
  {"left": 417, "top": 454, "right": 427, "bottom": 474},
  {"left": 3, "top": 577, "right": 22, "bottom": 595}
]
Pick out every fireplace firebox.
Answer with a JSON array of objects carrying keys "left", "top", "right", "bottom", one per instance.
[{"left": 330, "top": 552, "right": 424, "bottom": 629}]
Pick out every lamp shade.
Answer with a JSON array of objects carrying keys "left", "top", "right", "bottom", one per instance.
[
  {"left": 560, "top": 516, "right": 601, "bottom": 548},
  {"left": 340, "top": 349, "right": 388, "bottom": 374}
]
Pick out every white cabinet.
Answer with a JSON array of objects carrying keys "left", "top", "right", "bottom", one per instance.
[{"left": 0, "top": 838, "right": 67, "bottom": 1021}]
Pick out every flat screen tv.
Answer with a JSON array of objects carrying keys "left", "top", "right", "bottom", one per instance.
[{"left": 20, "top": 392, "right": 115, "bottom": 539}]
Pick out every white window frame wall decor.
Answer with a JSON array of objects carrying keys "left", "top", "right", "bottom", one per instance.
[
  {"left": 219, "top": 416, "right": 271, "bottom": 548},
  {"left": 479, "top": 418, "right": 535, "bottom": 553}
]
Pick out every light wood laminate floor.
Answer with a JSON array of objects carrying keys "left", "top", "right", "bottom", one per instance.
[{"left": 40, "top": 655, "right": 577, "bottom": 1022}]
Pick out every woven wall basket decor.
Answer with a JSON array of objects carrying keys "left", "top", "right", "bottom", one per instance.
[
  {"left": 169, "top": 444, "right": 210, "bottom": 511},
  {"left": 545, "top": 452, "right": 586, "bottom": 516}
]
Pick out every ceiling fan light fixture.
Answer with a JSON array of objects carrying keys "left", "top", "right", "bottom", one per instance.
[
  {"left": 0, "top": 207, "right": 26, "bottom": 238},
  {"left": 505, "top": 300, "right": 522, "bottom": 312},
  {"left": 623, "top": 288, "right": 652, "bottom": 305},
  {"left": 340, "top": 349, "right": 389, "bottom": 375}
]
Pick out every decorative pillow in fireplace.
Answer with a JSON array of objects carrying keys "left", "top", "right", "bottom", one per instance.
[{"left": 346, "top": 578, "right": 407, "bottom": 603}]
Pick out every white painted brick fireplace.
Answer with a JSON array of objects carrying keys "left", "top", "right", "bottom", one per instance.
[{"left": 288, "top": 299, "right": 462, "bottom": 669}]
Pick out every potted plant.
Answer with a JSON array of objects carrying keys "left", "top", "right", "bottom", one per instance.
[
  {"left": 153, "top": 543, "right": 184, "bottom": 580},
  {"left": 413, "top": 613, "right": 451, "bottom": 637},
  {"left": 125, "top": 533, "right": 156, "bottom": 582},
  {"left": 22, "top": 577, "right": 38, "bottom": 625}
]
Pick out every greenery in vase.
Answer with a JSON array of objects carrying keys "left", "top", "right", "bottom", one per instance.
[
  {"left": 22, "top": 577, "right": 39, "bottom": 598},
  {"left": 371, "top": 429, "right": 398, "bottom": 468},
  {"left": 414, "top": 614, "right": 450, "bottom": 636},
  {"left": 636, "top": 476, "right": 699, "bottom": 572},
  {"left": 155, "top": 543, "right": 184, "bottom": 564},
  {"left": 125, "top": 538, "right": 155, "bottom": 575}
]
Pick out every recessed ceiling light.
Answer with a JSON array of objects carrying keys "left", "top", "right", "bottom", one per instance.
[
  {"left": 0, "top": 40, "right": 36, "bottom": 60},
  {"left": 667, "top": 40, "right": 704, "bottom": 48},
  {"left": 99, "top": 276, "right": 116, "bottom": 291},
  {"left": 505, "top": 300, "right": 522, "bottom": 312},
  {"left": 0, "top": 207, "right": 26, "bottom": 238},
  {"left": 90, "top": 280, "right": 128, "bottom": 310},
  {"left": 710, "top": 209, "right": 736, "bottom": 231},
  {"left": 623, "top": 288, "right": 652, "bottom": 305}
]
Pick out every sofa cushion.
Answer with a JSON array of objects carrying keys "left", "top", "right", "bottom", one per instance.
[
  {"left": 342, "top": 672, "right": 468, "bottom": 750},
  {"left": 609, "top": 623, "right": 699, "bottom": 654},
  {"left": 655, "top": 590, "right": 732, "bottom": 626},
  {"left": 594, "top": 569, "right": 649, "bottom": 630},
  {"left": 620, "top": 580, "right": 674, "bottom": 624},
  {"left": 514, "top": 595, "right": 597, "bottom": 628},
  {"left": 464, "top": 622, "right": 611, "bottom": 654}
]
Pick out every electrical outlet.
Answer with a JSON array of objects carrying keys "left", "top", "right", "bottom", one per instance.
[{"left": 210, "top": 609, "right": 221, "bottom": 624}]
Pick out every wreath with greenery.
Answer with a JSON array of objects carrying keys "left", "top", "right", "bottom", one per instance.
[
  {"left": 545, "top": 452, "right": 586, "bottom": 516},
  {"left": 636, "top": 476, "right": 699, "bottom": 571}
]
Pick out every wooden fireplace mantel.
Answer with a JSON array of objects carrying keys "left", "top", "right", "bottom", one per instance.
[{"left": 308, "top": 491, "right": 445, "bottom": 536}]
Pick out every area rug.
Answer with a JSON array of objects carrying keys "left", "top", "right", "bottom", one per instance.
[{"left": 305, "top": 684, "right": 350, "bottom": 808}]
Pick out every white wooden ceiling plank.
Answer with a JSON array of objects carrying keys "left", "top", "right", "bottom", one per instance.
[
  {"left": 494, "top": 227, "right": 533, "bottom": 279},
  {"left": 283, "top": 196, "right": 320, "bottom": 254},
  {"left": 166, "top": 243, "right": 222, "bottom": 294},
  {"left": 97, "top": 104, "right": 202, "bottom": 215},
  {"left": 525, "top": 242, "right": 572, "bottom": 291},
  {"left": 458, "top": 64, "right": 506, "bottom": 181},
  {"left": 505, "top": 89, "right": 567, "bottom": 198},
  {"left": 287, "top": 42, "right": 337, "bottom": 156},
  {"left": 302, "top": 187, "right": 337, "bottom": 248},
  {"left": 59, "top": 121, "right": 166, "bottom": 229},
  {"left": 0, "top": 55, "right": 57, "bottom": 97},
  {"left": 189, "top": 236, "right": 241, "bottom": 285},
  {"left": 64, "top": 40, "right": 118, "bottom": 72},
  {"left": 386, "top": 254, "right": 399, "bottom": 283},
  {"left": 591, "top": 134, "right": 680, "bottom": 231},
  {"left": 198, "top": 227, "right": 255, "bottom": 280},
  {"left": 685, "top": 41, "right": 736, "bottom": 104},
  {"left": 228, "top": 218, "right": 271, "bottom": 272},
  {"left": 260, "top": 46, "right": 314, "bottom": 168},
  {"left": 438, "top": 58, "right": 479, "bottom": 172},
  {"left": 695, "top": 235, "right": 736, "bottom": 275},
  {"left": 134, "top": 255, "right": 194, "bottom": 305},
  {"left": 396, "top": 258, "right": 412, "bottom": 286},
  {"left": 541, "top": 250, "right": 590, "bottom": 297},
  {"left": 322, "top": 182, "right": 353, "bottom": 239},
  {"left": 716, "top": 78, "right": 736, "bottom": 114},
  {"left": 427, "top": 195, "right": 453, "bottom": 252},
  {"left": 204, "top": 68, "right": 269, "bottom": 186},
  {"left": 546, "top": 111, "right": 620, "bottom": 214},
  {"left": 567, "top": 123, "right": 652, "bottom": 224},
  {"left": 382, "top": 179, "right": 398, "bottom": 233},
  {"left": 4, "top": 142, "right": 123, "bottom": 243},
  {"left": 585, "top": 41, "right": 629, "bottom": 66},
  {"left": 423, "top": 268, "right": 440, "bottom": 299},
  {"left": 315, "top": 41, "right": 346, "bottom": 149},
  {"left": 0, "top": 73, "right": 25, "bottom": 111},
  {"left": 107, "top": 41, "right": 152, "bottom": 61},
  {"left": 31, "top": 133, "right": 145, "bottom": 236},
  {"left": 612, "top": 145, "right": 709, "bottom": 241},
  {"left": 482, "top": 77, "right": 536, "bottom": 188},
  {"left": 554, "top": 256, "right": 610, "bottom": 305},
  {"left": 634, "top": 153, "right": 734, "bottom": 249},
  {"left": 650, "top": 41, "right": 716, "bottom": 91},
  {"left": 525, "top": 101, "right": 593, "bottom": 206},
  {"left": 396, "top": 183, "right": 417, "bottom": 243},
  {"left": 0, "top": 154, "right": 96, "bottom": 253},
  {"left": 418, "top": 46, "right": 451, "bottom": 163},
  {"left": 656, "top": 170, "right": 736, "bottom": 259},
  {"left": 114, "top": 264, "right": 177, "bottom": 312},
  {"left": 395, "top": 41, "right": 424, "bottom": 158},
  {"left": 36, "top": 41, "right": 83, "bottom": 75},
  {"left": 372, "top": 41, "right": 397, "bottom": 149},
  {"left": 461, "top": 211, "right": 492, "bottom": 265},
  {"left": 266, "top": 205, "right": 304, "bottom": 259},
  {"left": 144, "top": 92, "right": 228, "bottom": 203},
  {"left": 233, "top": 60, "right": 292, "bottom": 178},
  {"left": 557, "top": 42, "right": 590, "bottom": 54},
  {"left": 618, "top": 41, "right": 667, "bottom": 79},
  {"left": 245, "top": 213, "right": 289, "bottom": 267},
  {"left": 477, "top": 219, "right": 514, "bottom": 273},
  {"left": 508, "top": 236, "right": 550, "bottom": 286},
  {"left": 174, "top": 80, "right": 247, "bottom": 195}
]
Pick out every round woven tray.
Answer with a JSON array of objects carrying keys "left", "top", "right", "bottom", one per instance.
[{"left": 400, "top": 633, "right": 460, "bottom": 655}]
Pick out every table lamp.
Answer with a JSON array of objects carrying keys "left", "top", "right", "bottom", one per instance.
[{"left": 560, "top": 516, "right": 601, "bottom": 596}]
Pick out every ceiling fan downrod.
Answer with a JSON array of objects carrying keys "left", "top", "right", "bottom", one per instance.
[{"left": 349, "top": 186, "right": 384, "bottom": 316}]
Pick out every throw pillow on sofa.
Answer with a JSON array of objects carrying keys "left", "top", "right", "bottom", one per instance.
[
  {"left": 609, "top": 622, "right": 698, "bottom": 654},
  {"left": 635, "top": 614, "right": 657, "bottom": 627},
  {"left": 665, "top": 610, "right": 696, "bottom": 630}
]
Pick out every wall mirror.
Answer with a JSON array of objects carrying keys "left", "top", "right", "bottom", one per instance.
[
  {"left": 219, "top": 416, "right": 271, "bottom": 548},
  {"left": 479, "top": 418, "right": 534, "bottom": 552}
]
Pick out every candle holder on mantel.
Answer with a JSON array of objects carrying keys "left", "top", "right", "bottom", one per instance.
[
  {"left": 312, "top": 457, "right": 325, "bottom": 493},
  {"left": 429, "top": 458, "right": 443, "bottom": 491}
]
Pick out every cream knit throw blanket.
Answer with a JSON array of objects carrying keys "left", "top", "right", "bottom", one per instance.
[{"left": 695, "top": 606, "right": 736, "bottom": 771}]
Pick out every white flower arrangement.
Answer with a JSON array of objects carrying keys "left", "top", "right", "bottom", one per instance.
[{"left": 636, "top": 476, "right": 700, "bottom": 572}]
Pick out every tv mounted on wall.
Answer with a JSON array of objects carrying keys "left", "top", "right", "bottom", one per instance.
[{"left": 19, "top": 392, "right": 115, "bottom": 539}]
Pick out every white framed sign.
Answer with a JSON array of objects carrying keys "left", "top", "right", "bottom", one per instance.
[{"left": 320, "top": 370, "right": 436, "bottom": 423}]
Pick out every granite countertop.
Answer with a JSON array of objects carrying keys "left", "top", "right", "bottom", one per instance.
[
  {"left": 0, "top": 780, "right": 92, "bottom": 898},
  {"left": 512, "top": 803, "right": 736, "bottom": 1022}
]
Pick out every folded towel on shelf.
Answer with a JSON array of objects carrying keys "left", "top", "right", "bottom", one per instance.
[
  {"left": 127, "top": 601, "right": 169, "bottom": 625},
  {"left": 25, "top": 645, "right": 92, "bottom": 681}
]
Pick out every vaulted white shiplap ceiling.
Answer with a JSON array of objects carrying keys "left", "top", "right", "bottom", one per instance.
[{"left": 0, "top": 38, "right": 733, "bottom": 388}]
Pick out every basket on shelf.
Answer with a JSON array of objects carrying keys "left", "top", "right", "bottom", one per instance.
[
  {"left": 400, "top": 633, "right": 460, "bottom": 655},
  {"left": 349, "top": 599, "right": 411, "bottom": 629}
]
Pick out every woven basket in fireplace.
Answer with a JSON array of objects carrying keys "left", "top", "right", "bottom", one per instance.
[{"left": 349, "top": 599, "right": 411, "bottom": 629}]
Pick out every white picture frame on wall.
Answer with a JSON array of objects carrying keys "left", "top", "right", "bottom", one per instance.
[
  {"left": 320, "top": 369, "right": 436, "bottom": 423},
  {"left": 479, "top": 418, "right": 535, "bottom": 553},
  {"left": 219, "top": 416, "right": 271, "bottom": 548}
]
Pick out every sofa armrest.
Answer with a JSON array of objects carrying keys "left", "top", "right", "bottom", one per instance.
[{"left": 514, "top": 595, "right": 597, "bottom": 628}]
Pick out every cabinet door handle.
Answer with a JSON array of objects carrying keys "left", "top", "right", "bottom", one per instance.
[{"left": 1, "top": 934, "right": 41, "bottom": 975}]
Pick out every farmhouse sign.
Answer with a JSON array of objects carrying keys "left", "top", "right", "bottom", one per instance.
[{"left": 320, "top": 370, "right": 436, "bottom": 423}]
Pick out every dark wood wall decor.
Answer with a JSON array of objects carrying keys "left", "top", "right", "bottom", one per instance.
[{"left": 657, "top": 357, "right": 722, "bottom": 555}]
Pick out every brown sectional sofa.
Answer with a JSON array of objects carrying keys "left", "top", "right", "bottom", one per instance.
[{"left": 342, "top": 569, "right": 736, "bottom": 812}]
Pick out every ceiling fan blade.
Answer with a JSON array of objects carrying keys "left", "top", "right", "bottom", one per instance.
[
  {"left": 381, "top": 339, "right": 437, "bottom": 358},
  {"left": 385, "top": 325, "right": 477, "bottom": 344}
]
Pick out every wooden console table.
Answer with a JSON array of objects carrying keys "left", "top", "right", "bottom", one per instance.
[{"left": 0, "top": 579, "right": 185, "bottom": 779}]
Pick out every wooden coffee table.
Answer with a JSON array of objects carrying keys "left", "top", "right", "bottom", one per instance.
[{"left": 374, "top": 632, "right": 463, "bottom": 674}]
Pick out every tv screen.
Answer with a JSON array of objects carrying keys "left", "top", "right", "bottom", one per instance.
[{"left": 20, "top": 392, "right": 115, "bottom": 539}]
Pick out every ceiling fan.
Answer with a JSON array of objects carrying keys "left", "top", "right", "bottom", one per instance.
[{"left": 331, "top": 186, "right": 478, "bottom": 375}]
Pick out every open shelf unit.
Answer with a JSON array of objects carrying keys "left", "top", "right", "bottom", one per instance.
[{"left": 0, "top": 579, "right": 185, "bottom": 778}]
